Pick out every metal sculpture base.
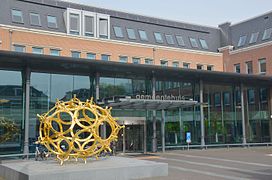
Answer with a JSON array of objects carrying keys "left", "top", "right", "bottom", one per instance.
[{"left": 0, "top": 156, "right": 168, "bottom": 180}]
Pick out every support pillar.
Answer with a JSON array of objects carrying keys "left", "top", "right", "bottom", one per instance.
[
  {"left": 200, "top": 80, "right": 205, "bottom": 147},
  {"left": 240, "top": 84, "right": 247, "bottom": 145},
  {"left": 161, "top": 109, "right": 165, "bottom": 153},
  {"left": 96, "top": 73, "right": 106, "bottom": 139},
  {"left": 152, "top": 76, "right": 157, "bottom": 152},
  {"left": 179, "top": 108, "right": 183, "bottom": 144},
  {"left": 268, "top": 88, "right": 272, "bottom": 142},
  {"left": 144, "top": 116, "right": 147, "bottom": 154},
  {"left": 123, "top": 126, "right": 126, "bottom": 154},
  {"left": 23, "top": 67, "right": 31, "bottom": 158}
]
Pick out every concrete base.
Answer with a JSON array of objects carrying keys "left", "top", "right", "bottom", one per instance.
[{"left": 0, "top": 156, "right": 168, "bottom": 180}]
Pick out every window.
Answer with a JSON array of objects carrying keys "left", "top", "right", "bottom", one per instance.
[
  {"left": 165, "top": 34, "right": 174, "bottom": 45},
  {"left": 172, "top": 61, "right": 179, "bottom": 67},
  {"left": 207, "top": 65, "right": 213, "bottom": 71},
  {"left": 176, "top": 35, "right": 185, "bottom": 46},
  {"left": 50, "top": 49, "right": 60, "bottom": 56},
  {"left": 154, "top": 32, "right": 163, "bottom": 43},
  {"left": 119, "top": 56, "right": 128, "bottom": 63},
  {"left": 132, "top": 57, "right": 140, "bottom": 64},
  {"left": 183, "top": 62, "right": 190, "bottom": 69},
  {"left": 260, "top": 88, "right": 268, "bottom": 103},
  {"left": 11, "top": 9, "right": 23, "bottom": 23},
  {"left": 32, "top": 47, "right": 43, "bottom": 54},
  {"left": 145, "top": 58, "right": 153, "bottom": 65},
  {"left": 127, "top": 28, "right": 136, "bottom": 39},
  {"left": 258, "top": 58, "right": 266, "bottom": 74},
  {"left": 84, "top": 15, "right": 95, "bottom": 37},
  {"left": 113, "top": 26, "right": 124, "bottom": 38},
  {"left": 189, "top": 37, "right": 198, "bottom": 48},
  {"left": 197, "top": 64, "right": 203, "bottom": 70},
  {"left": 199, "top": 39, "right": 208, "bottom": 49},
  {"left": 101, "top": 54, "right": 110, "bottom": 61},
  {"left": 87, "top": 53, "right": 96, "bottom": 59},
  {"left": 248, "top": 89, "right": 255, "bottom": 104},
  {"left": 160, "top": 60, "right": 168, "bottom": 66},
  {"left": 30, "top": 13, "right": 41, "bottom": 26},
  {"left": 223, "top": 92, "right": 230, "bottom": 106},
  {"left": 234, "top": 64, "right": 240, "bottom": 73},
  {"left": 249, "top": 32, "right": 259, "bottom": 44},
  {"left": 214, "top": 93, "right": 221, "bottom": 106},
  {"left": 13, "top": 45, "right": 25, "bottom": 52},
  {"left": 237, "top": 35, "right": 247, "bottom": 47},
  {"left": 139, "top": 30, "right": 148, "bottom": 41},
  {"left": 47, "top": 15, "right": 57, "bottom": 29},
  {"left": 99, "top": 18, "right": 109, "bottom": 38},
  {"left": 262, "top": 28, "right": 272, "bottom": 40},
  {"left": 69, "top": 13, "right": 80, "bottom": 35},
  {"left": 245, "top": 61, "right": 253, "bottom": 74},
  {"left": 71, "top": 51, "right": 81, "bottom": 58}
]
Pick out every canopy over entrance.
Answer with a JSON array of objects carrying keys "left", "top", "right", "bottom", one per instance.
[{"left": 99, "top": 97, "right": 198, "bottom": 110}]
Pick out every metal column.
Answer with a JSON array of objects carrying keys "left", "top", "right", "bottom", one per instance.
[
  {"left": 144, "top": 111, "right": 147, "bottom": 154},
  {"left": 179, "top": 108, "right": 183, "bottom": 144},
  {"left": 122, "top": 126, "right": 126, "bottom": 154},
  {"left": 23, "top": 67, "right": 31, "bottom": 158},
  {"left": 96, "top": 73, "right": 106, "bottom": 139},
  {"left": 240, "top": 84, "right": 247, "bottom": 145},
  {"left": 161, "top": 109, "right": 165, "bottom": 153},
  {"left": 152, "top": 76, "right": 157, "bottom": 152},
  {"left": 200, "top": 80, "right": 205, "bottom": 147}
]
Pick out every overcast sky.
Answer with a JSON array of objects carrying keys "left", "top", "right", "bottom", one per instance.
[{"left": 63, "top": 0, "right": 272, "bottom": 27}]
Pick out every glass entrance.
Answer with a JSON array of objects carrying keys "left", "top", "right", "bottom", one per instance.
[{"left": 125, "top": 125, "right": 144, "bottom": 152}]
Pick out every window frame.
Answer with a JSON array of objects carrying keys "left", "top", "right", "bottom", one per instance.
[
  {"left": 189, "top": 37, "right": 198, "bottom": 48},
  {"left": 82, "top": 11, "right": 96, "bottom": 37},
  {"left": 11, "top": 9, "right": 24, "bottom": 24},
  {"left": 132, "top": 57, "right": 140, "bottom": 64},
  {"left": 154, "top": 32, "right": 163, "bottom": 43},
  {"left": 245, "top": 61, "right": 253, "bottom": 74},
  {"left": 237, "top": 35, "right": 247, "bottom": 47},
  {"left": 172, "top": 61, "right": 179, "bottom": 67},
  {"left": 176, "top": 35, "right": 185, "bottom": 46},
  {"left": 47, "top": 15, "right": 58, "bottom": 29},
  {"left": 160, "top": 60, "right": 168, "bottom": 67},
  {"left": 199, "top": 39, "right": 208, "bottom": 49},
  {"left": 145, "top": 58, "right": 153, "bottom": 65},
  {"left": 126, "top": 28, "right": 136, "bottom": 40},
  {"left": 32, "top": 47, "right": 44, "bottom": 54},
  {"left": 138, "top": 30, "right": 148, "bottom": 41},
  {"left": 197, "top": 64, "right": 203, "bottom": 70},
  {"left": 71, "top": 51, "right": 81, "bottom": 58},
  {"left": 262, "top": 28, "right": 272, "bottom": 40},
  {"left": 249, "top": 32, "right": 259, "bottom": 44},
  {"left": 113, "top": 26, "right": 124, "bottom": 38},
  {"left": 87, "top": 53, "right": 96, "bottom": 60},
  {"left": 183, "top": 62, "right": 190, "bottom": 69},
  {"left": 207, "top": 65, "right": 213, "bottom": 71},
  {"left": 234, "top": 63, "right": 241, "bottom": 73},
  {"left": 13, "top": 44, "right": 26, "bottom": 52},
  {"left": 119, "top": 56, "right": 128, "bottom": 63},
  {"left": 29, "top": 12, "right": 41, "bottom": 26},
  {"left": 165, "top": 34, "right": 175, "bottom": 45},
  {"left": 101, "top": 54, "right": 110, "bottom": 61},
  {"left": 68, "top": 9, "right": 82, "bottom": 35},
  {"left": 50, "top": 49, "right": 61, "bottom": 56},
  {"left": 97, "top": 13, "right": 110, "bottom": 39},
  {"left": 258, "top": 58, "right": 266, "bottom": 74}
]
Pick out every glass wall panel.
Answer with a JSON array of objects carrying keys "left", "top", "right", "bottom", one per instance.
[
  {"left": 30, "top": 73, "right": 93, "bottom": 152},
  {"left": 0, "top": 70, "right": 23, "bottom": 154},
  {"left": 244, "top": 86, "right": 269, "bottom": 142},
  {"left": 204, "top": 84, "right": 243, "bottom": 144}
]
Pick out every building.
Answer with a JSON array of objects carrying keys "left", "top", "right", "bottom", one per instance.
[{"left": 0, "top": 0, "right": 271, "bottom": 155}]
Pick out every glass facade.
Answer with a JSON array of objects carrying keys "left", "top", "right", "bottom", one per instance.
[{"left": 0, "top": 70, "right": 23, "bottom": 154}]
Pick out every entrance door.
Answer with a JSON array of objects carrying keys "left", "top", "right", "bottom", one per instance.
[{"left": 125, "top": 125, "right": 144, "bottom": 152}]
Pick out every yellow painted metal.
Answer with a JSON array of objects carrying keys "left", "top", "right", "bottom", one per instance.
[{"left": 37, "top": 96, "right": 123, "bottom": 165}]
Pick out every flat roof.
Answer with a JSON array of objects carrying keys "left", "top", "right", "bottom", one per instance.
[{"left": 0, "top": 50, "right": 271, "bottom": 86}]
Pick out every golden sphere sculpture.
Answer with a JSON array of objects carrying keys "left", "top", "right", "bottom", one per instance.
[{"left": 37, "top": 96, "right": 123, "bottom": 165}]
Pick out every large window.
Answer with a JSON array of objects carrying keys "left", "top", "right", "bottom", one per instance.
[
  {"left": 154, "top": 32, "right": 163, "bottom": 43},
  {"left": 223, "top": 92, "right": 230, "bottom": 106},
  {"left": 119, "top": 56, "right": 128, "bottom": 63},
  {"left": 189, "top": 37, "right": 198, "bottom": 48},
  {"left": 199, "top": 39, "right": 208, "bottom": 49},
  {"left": 237, "top": 35, "right": 247, "bottom": 47},
  {"left": 127, "top": 28, "right": 136, "bottom": 39},
  {"left": 47, "top": 15, "right": 57, "bottom": 29},
  {"left": 13, "top": 45, "right": 25, "bottom": 52},
  {"left": 83, "top": 13, "right": 95, "bottom": 37},
  {"left": 262, "top": 28, "right": 272, "bottom": 40},
  {"left": 69, "top": 13, "right": 80, "bottom": 35},
  {"left": 165, "top": 34, "right": 174, "bottom": 45},
  {"left": 50, "top": 49, "right": 60, "bottom": 56},
  {"left": 214, "top": 93, "right": 221, "bottom": 106},
  {"left": 176, "top": 35, "right": 185, "bottom": 46},
  {"left": 246, "top": 61, "right": 253, "bottom": 74},
  {"left": 258, "top": 58, "right": 266, "bottom": 74},
  {"left": 139, "top": 30, "right": 148, "bottom": 41},
  {"left": 249, "top": 32, "right": 259, "bottom": 44},
  {"left": 234, "top": 63, "right": 240, "bottom": 73},
  {"left": 98, "top": 18, "right": 109, "bottom": 38},
  {"left": 101, "top": 54, "right": 110, "bottom": 61},
  {"left": 30, "top": 13, "right": 41, "bottom": 26},
  {"left": 248, "top": 89, "right": 255, "bottom": 104},
  {"left": 11, "top": 9, "right": 23, "bottom": 23},
  {"left": 71, "top": 51, "right": 81, "bottom": 58},
  {"left": 32, "top": 47, "right": 43, "bottom": 54}
]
